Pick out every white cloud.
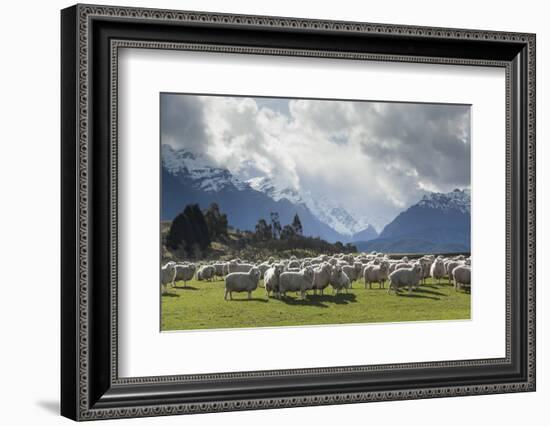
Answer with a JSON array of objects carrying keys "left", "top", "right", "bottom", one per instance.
[{"left": 161, "top": 94, "right": 470, "bottom": 230}]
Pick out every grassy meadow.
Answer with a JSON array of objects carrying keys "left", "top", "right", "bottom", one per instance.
[{"left": 161, "top": 277, "right": 470, "bottom": 331}]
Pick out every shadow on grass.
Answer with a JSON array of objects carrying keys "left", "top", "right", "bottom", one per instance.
[
  {"left": 162, "top": 292, "right": 180, "bottom": 297},
  {"left": 424, "top": 283, "right": 454, "bottom": 290},
  {"left": 395, "top": 292, "right": 440, "bottom": 301},
  {"left": 415, "top": 287, "right": 446, "bottom": 297},
  {"left": 228, "top": 298, "right": 269, "bottom": 303},
  {"left": 173, "top": 285, "right": 199, "bottom": 290},
  {"left": 329, "top": 293, "right": 357, "bottom": 305},
  {"left": 276, "top": 296, "right": 329, "bottom": 308},
  {"left": 275, "top": 293, "right": 357, "bottom": 307}
]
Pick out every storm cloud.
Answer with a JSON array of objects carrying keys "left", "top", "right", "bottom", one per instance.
[
  {"left": 160, "top": 94, "right": 209, "bottom": 154},
  {"left": 161, "top": 93, "right": 470, "bottom": 230}
]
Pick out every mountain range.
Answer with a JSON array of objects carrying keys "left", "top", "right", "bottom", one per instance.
[
  {"left": 355, "top": 189, "right": 471, "bottom": 253},
  {"left": 161, "top": 145, "right": 471, "bottom": 252},
  {"left": 161, "top": 145, "right": 377, "bottom": 243}
]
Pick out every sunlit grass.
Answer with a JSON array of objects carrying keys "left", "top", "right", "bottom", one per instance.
[{"left": 161, "top": 277, "right": 470, "bottom": 331}]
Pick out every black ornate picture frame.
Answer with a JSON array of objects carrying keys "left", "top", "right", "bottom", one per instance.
[{"left": 61, "top": 4, "right": 536, "bottom": 421}]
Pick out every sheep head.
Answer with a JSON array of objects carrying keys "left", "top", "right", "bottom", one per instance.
[
  {"left": 303, "top": 267, "right": 314, "bottom": 282},
  {"left": 330, "top": 265, "right": 342, "bottom": 280},
  {"left": 250, "top": 267, "right": 261, "bottom": 281}
]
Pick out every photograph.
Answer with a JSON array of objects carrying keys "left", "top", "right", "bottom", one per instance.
[
  {"left": 57, "top": 3, "right": 536, "bottom": 420},
  {"left": 55, "top": 2, "right": 537, "bottom": 420},
  {"left": 160, "top": 93, "right": 472, "bottom": 331}
]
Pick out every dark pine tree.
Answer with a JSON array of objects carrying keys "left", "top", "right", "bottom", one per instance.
[
  {"left": 333, "top": 241, "right": 345, "bottom": 252},
  {"left": 166, "top": 210, "right": 190, "bottom": 250},
  {"left": 344, "top": 242, "right": 358, "bottom": 253},
  {"left": 203, "top": 202, "right": 228, "bottom": 240},
  {"left": 291, "top": 213, "right": 303, "bottom": 236},
  {"left": 166, "top": 204, "right": 211, "bottom": 253},
  {"left": 185, "top": 204, "right": 211, "bottom": 250},
  {"left": 270, "top": 212, "right": 282, "bottom": 240},
  {"left": 280, "top": 224, "right": 297, "bottom": 240},
  {"left": 255, "top": 218, "right": 272, "bottom": 241}
]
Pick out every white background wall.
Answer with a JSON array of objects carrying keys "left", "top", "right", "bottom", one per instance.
[{"left": 0, "top": 0, "right": 546, "bottom": 424}]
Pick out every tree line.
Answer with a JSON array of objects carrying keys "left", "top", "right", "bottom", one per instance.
[
  {"left": 254, "top": 212, "right": 303, "bottom": 241},
  {"left": 165, "top": 203, "right": 356, "bottom": 259}
]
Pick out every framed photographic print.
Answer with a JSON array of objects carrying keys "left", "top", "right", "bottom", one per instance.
[{"left": 61, "top": 4, "right": 536, "bottom": 421}]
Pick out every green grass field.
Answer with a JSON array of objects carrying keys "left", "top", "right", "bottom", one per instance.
[{"left": 161, "top": 277, "right": 470, "bottom": 331}]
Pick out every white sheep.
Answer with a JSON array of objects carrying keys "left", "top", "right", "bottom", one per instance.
[
  {"left": 287, "top": 259, "right": 301, "bottom": 269},
  {"left": 212, "top": 262, "right": 226, "bottom": 278},
  {"left": 342, "top": 262, "right": 362, "bottom": 285},
  {"left": 312, "top": 262, "right": 332, "bottom": 295},
  {"left": 160, "top": 262, "right": 176, "bottom": 294},
  {"left": 227, "top": 262, "right": 254, "bottom": 274},
  {"left": 430, "top": 258, "right": 446, "bottom": 284},
  {"left": 390, "top": 261, "right": 403, "bottom": 273},
  {"left": 445, "top": 260, "right": 464, "bottom": 284},
  {"left": 196, "top": 264, "right": 215, "bottom": 281},
  {"left": 387, "top": 264, "right": 423, "bottom": 294},
  {"left": 394, "top": 262, "right": 410, "bottom": 271},
  {"left": 257, "top": 262, "right": 272, "bottom": 282},
  {"left": 224, "top": 267, "right": 261, "bottom": 300},
  {"left": 452, "top": 265, "right": 471, "bottom": 290},
  {"left": 364, "top": 262, "right": 389, "bottom": 289},
  {"left": 418, "top": 257, "right": 433, "bottom": 284},
  {"left": 342, "top": 254, "right": 354, "bottom": 264},
  {"left": 303, "top": 260, "right": 314, "bottom": 268},
  {"left": 279, "top": 268, "right": 314, "bottom": 299},
  {"left": 264, "top": 264, "right": 283, "bottom": 297},
  {"left": 329, "top": 266, "right": 351, "bottom": 295},
  {"left": 172, "top": 263, "right": 196, "bottom": 287}
]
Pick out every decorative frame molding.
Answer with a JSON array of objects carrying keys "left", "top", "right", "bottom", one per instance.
[{"left": 61, "top": 4, "right": 536, "bottom": 421}]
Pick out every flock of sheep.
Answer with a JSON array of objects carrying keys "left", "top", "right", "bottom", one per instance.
[{"left": 161, "top": 252, "right": 471, "bottom": 301}]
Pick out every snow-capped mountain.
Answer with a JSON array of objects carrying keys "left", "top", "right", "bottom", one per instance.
[
  {"left": 246, "top": 176, "right": 303, "bottom": 204},
  {"left": 162, "top": 145, "right": 469, "bottom": 252},
  {"left": 356, "top": 188, "right": 471, "bottom": 253},
  {"left": 161, "top": 145, "right": 373, "bottom": 243},
  {"left": 417, "top": 188, "right": 471, "bottom": 214},
  {"left": 246, "top": 176, "right": 377, "bottom": 239},
  {"left": 162, "top": 145, "right": 248, "bottom": 192},
  {"left": 161, "top": 145, "right": 378, "bottom": 242},
  {"left": 296, "top": 190, "right": 355, "bottom": 235}
]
